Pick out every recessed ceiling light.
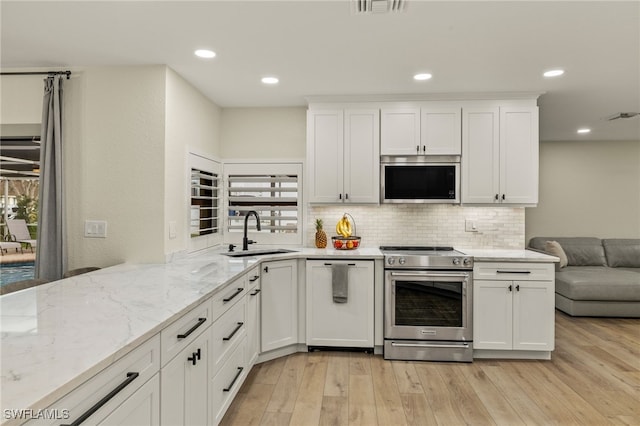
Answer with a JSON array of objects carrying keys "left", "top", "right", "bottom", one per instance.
[
  {"left": 194, "top": 49, "right": 216, "bottom": 59},
  {"left": 261, "top": 77, "right": 279, "bottom": 85},
  {"left": 577, "top": 128, "right": 591, "bottom": 134},
  {"left": 413, "top": 73, "right": 432, "bottom": 81},
  {"left": 543, "top": 69, "right": 564, "bottom": 78}
]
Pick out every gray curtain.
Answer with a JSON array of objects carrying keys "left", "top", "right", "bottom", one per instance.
[{"left": 35, "top": 75, "right": 66, "bottom": 280}]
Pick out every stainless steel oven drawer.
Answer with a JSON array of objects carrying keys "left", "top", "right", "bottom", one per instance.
[{"left": 384, "top": 340, "right": 473, "bottom": 362}]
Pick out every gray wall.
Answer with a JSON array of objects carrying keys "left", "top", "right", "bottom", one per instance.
[{"left": 525, "top": 139, "right": 640, "bottom": 243}]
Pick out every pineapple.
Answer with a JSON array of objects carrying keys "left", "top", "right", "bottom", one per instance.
[{"left": 315, "top": 219, "right": 327, "bottom": 248}]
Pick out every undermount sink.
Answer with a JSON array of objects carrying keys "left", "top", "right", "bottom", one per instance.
[{"left": 222, "top": 248, "right": 297, "bottom": 258}]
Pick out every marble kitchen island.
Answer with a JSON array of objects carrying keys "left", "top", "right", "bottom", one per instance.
[{"left": 0, "top": 247, "right": 382, "bottom": 425}]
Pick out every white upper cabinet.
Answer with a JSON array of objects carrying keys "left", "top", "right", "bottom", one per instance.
[
  {"left": 381, "top": 105, "right": 461, "bottom": 156},
  {"left": 462, "top": 104, "right": 539, "bottom": 205},
  {"left": 307, "top": 108, "right": 379, "bottom": 204},
  {"left": 380, "top": 108, "right": 421, "bottom": 155}
]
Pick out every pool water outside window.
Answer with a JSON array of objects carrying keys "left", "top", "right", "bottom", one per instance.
[{"left": 0, "top": 262, "right": 35, "bottom": 286}]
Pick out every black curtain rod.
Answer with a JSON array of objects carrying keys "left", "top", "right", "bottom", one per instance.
[{"left": 0, "top": 70, "right": 71, "bottom": 79}]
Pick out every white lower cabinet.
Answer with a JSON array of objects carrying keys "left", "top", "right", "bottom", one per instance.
[
  {"left": 26, "top": 335, "right": 161, "bottom": 426},
  {"left": 246, "top": 272, "right": 261, "bottom": 365},
  {"left": 473, "top": 262, "right": 555, "bottom": 357},
  {"left": 160, "top": 328, "right": 210, "bottom": 425},
  {"left": 261, "top": 259, "right": 298, "bottom": 352},
  {"left": 210, "top": 336, "right": 247, "bottom": 425},
  {"left": 305, "top": 260, "right": 374, "bottom": 348},
  {"left": 98, "top": 374, "right": 160, "bottom": 425}
]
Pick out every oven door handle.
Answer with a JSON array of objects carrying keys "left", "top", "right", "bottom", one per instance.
[
  {"left": 390, "top": 272, "right": 469, "bottom": 279},
  {"left": 390, "top": 342, "right": 471, "bottom": 349}
]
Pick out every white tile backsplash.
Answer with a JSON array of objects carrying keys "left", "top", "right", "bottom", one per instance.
[{"left": 307, "top": 204, "right": 525, "bottom": 249}]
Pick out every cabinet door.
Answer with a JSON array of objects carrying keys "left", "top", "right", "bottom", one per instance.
[
  {"left": 98, "top": 374, "right": 160, "bottom": 426},
  {"left": 246, "top": 281, "right": 261, "bottom": 366},
  {"left": 461, "top": 107, "right": 500, "bottom": 204},
  {"left": 161, "top": 330, "right": 209, "bottom": 426},
  {"left": 261, "top": 259, "right": 298, "bottom": 352},
  {"left": 513, "top": 280, "right": 554, "bottom": 351},
  {"left": 473, "top": 280, "right": 513, "bottom": 350},
  {"left": 343, "top": 109, "right": 380, "bottom": 203},
  {"left": 421, "top": 107, "right": 461, "bottom": 155},
  {"left": 306, "top": 110, "right": 344, "bottom": 203},
  {"left": 380, "top": 108, "right": 421, "bottom": 155},
  {"left": 500, "top": 106, "right": 539, "bottom": 204},
  {"left": 306, "top": 260, "right": 374, "bottom": 347}
]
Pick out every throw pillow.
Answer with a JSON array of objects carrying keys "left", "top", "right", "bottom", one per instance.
[{"left": 545, "top": 240, "right": 568, "bottom": 270}]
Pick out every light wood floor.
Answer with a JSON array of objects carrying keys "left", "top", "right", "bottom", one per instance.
[{"left": 221, "top": 311, "right": 640, "bottom": 426}]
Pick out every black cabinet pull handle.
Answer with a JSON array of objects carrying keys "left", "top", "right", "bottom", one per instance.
[
  {"left": 249, "top": 275, "right": 260, "bottom": 282},
  {"left": 497, "top": 270, "right": 531, "bottom": 274},
  {"left": 516, "top": 284, "right": 520, "bottom": 291},
  {"left": 495, "top": 194, "right": 499, "bottom": 201},
  {"left": 61, "top": 372, "right": 139, "bottom": 426},
  {"left": 223, "top": 322, "right": 244, "bottom": 341},
  {"left": 223, "top": 367, "right": 244, "bottom": 392},
  {"left": 187, "top": 348, "right": 201, "bottom": 365},
  {"left": 339, "top": 193, "right": 342, "bottom": 200},
  {"left": 345, "top": 193, "right": 349, "bottom": 200},
  {"left": 264, "top": 266, "right": 269, "bottom": 273},
  {"left": 416, "top": 145, "right": 420, "bottom": 153},
  {"left": 250, "top": 289, "right": 261, "bottom": 296},
  {"left": 177, "top": 317, "right": 207, "bottom": 339},
  {"left": 502, "top": 194, "right": 506, "bottom": 201},
  {"left": 508, "top": 284, "right": 512, "bottom": 292},
  {"left": 422, "top": 145, "right": 426, "bottom": 152},
  {"left": 223, "top": 288, "right": 244, "bottom": 303},
  {"left": 323, "top": 263, "right": 356, "bottom": 266}
]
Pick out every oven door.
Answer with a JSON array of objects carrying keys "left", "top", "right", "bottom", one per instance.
[{"left": 384, "top": 270, "right": 472, "bottom": 341}]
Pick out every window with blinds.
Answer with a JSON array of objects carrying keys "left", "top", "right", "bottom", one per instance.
[
  {"left": 224, "top": 162, "right": 302, "bottom": 246},
  {"left": 190, "top": 168, "right": 220, "bottom": 238}
]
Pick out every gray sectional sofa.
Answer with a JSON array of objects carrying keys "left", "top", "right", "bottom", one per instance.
[{"left": 528, "top": 237, "right": 640, "bottom": 317}]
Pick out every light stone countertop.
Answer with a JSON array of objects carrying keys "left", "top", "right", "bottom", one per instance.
[
  {"left": 460, "top": 248, "right": 559, "bottom": 263},
  {"left": 0, "top": 245, "right": 555, "bottom": 422}
]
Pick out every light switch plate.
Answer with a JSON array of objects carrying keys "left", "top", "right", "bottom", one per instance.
[
  {"left": 465, "top": 219, "right": 478, "bottom": 232},
  {"left": 85, "top": 220, "right": 107, "bottom": 238}
]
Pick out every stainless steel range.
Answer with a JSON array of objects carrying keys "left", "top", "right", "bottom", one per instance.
[{"left": 381, "top": 246, "right": 474, "bottom": 362}]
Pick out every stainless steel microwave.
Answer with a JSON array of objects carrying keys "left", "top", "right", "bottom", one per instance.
[{"left": 380, "top": 156, "right": 460, "bottom": 204}]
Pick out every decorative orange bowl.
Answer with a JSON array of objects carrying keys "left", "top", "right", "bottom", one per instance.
[{"left": 332, "top": 236, "right": 361, "bottom": 250}]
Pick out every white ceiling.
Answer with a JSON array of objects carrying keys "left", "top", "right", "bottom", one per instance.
[{"left": 2, "top": 0, "right": 639, "bottom": 142}]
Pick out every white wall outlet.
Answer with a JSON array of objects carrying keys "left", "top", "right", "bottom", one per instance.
[
  {"left": 169, "top": 221, "right": 177, "bottom": 239},
  {"left": 465, "top": 219, "right": 478, "bottom": 232},
  {"left": 84, "top": 220, "right": 107, "bottom": 238}
]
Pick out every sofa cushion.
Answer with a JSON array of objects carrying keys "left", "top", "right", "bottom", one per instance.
[
  {"left": 555, "top": 266, "right": 640, "bottom": 301},
  {"left": 603, "top": 239, "right": 640, "bottom": 268},
  {"left": 545, "top": 240, "right": 568, "bottom": 270},
  {"left": 529, "top": 237, "right": 606, "bottom": 266}
]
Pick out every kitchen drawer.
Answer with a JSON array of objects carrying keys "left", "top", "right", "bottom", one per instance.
[
  {"left": 210, "top": 336, "right": 247, "bottom": 425},
  {"left": 247, "top": 266, "right": 260, "bottom": 289},
  {"left": 26, "top": 334, "right": 160, "bottom": 426},
  {"left": 211, "top": 277, "right": 247, "bottom": 322},
  {"left": 211, "top": 296, "right": 247, "bottom": 373},
  {"left": 161, "top": 298, "right": 211, "bottom": 366},
  {"left": 474, "top": 262, "right": 554, "bottom": 281}
]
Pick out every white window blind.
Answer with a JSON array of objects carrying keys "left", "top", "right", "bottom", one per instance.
[
  {"left": 224, "top": 162, "right": 303, "bottom": 246},
  {"left": 189, "top": 154, "right": 223, "bottom": 250}
]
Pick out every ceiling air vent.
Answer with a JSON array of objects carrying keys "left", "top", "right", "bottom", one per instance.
[{"left": 352, "top": 0, "right": 407, "bottom": 14}]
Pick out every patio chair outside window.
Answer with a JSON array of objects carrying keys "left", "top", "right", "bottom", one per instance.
[{"left": 6, "top": 219, "right": 37, "bottom": 253}]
